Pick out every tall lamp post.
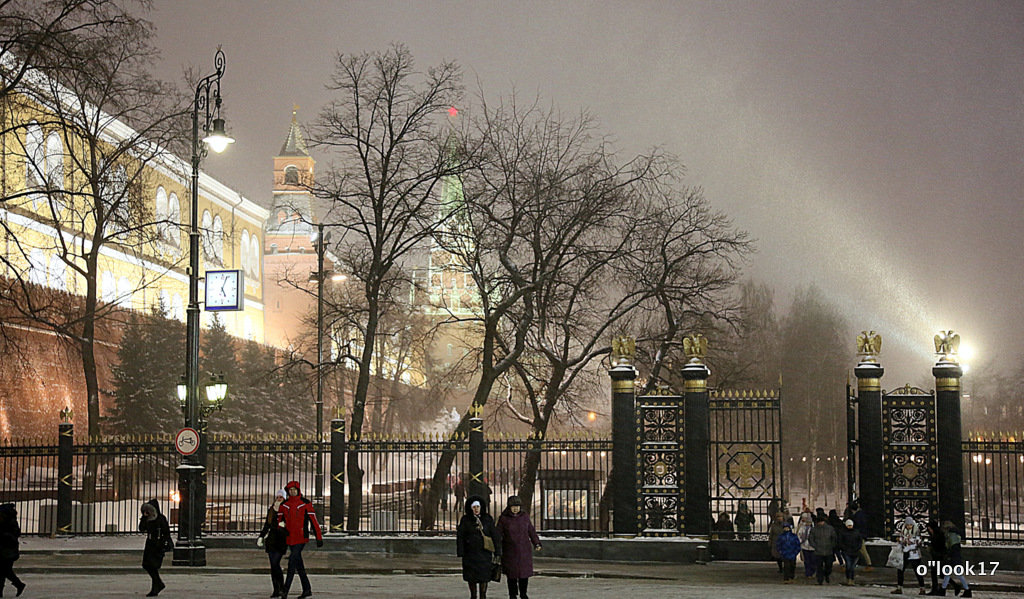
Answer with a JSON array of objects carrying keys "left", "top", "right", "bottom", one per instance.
[{"left": 174, "top": 48, "right": 234, "bottom": 567}]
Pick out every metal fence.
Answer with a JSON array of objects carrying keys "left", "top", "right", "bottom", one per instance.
[
  {"left": 0, "top": 432, "right": 610, "bottom": 536},
  {"left": 963, "top": 439, "right": 1024, "bottom": 543}
]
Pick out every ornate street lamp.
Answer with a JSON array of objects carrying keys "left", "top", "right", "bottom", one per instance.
[{"left": 175, "top": 48, "right": 233, "bottom": 568}]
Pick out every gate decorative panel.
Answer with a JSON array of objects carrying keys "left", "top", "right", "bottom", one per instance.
[
  {"left": 710, "top": 390, "right": 783, "bottom": 536},
  {"left": 881, "top": 386, "right": 936, "bottom": 537},
  {"left": 636, "top": 396, "right": 684, "bottom": 535}
]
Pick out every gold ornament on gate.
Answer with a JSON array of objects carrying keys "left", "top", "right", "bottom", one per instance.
[
  {"left": 856, "top": 330, "right": 882, "bottom": 362},
  {"left": 683, "top": 334, "right": 708, "bottom": 364},
  {"left": 934, "top": 330, "right": 960, "bottom": 363},
  {"left": 611, "top": 335, "right": 636, "bottom": 367}
]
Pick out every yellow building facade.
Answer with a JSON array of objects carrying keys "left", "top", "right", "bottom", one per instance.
[{"left": 0, "top": 72, "right": 267, "bottom": 341}]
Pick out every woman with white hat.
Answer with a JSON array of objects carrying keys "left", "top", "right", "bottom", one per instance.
[
  {"left": 457, "top": 495, "right": 501, "bottom": 599},
  {"left": 257, "top": 489, "right": 288, "bottom": 598},
  {"left": 892, "top": 515, "right": 926, "bottom": 595}
]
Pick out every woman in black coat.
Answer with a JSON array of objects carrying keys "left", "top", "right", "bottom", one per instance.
[
  {"left": 139, "top": 499, "right": 172, "bottom": 597},
  {"left": 457, "top": 495, "right": 501, "bottom": 599},
  {"left": 0, "top": 503, "right": 25, "bottom": 597},
  {"left": 257, "top": 489, "right": 289, "bottom": 598}
]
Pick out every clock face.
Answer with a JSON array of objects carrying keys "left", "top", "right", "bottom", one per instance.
[{"left": 204, "top": 269, "right": 243, "bottom": 311}]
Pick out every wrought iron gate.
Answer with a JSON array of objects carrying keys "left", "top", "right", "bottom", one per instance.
[
  {"left": 635, "top": 396, "right": 684, "bottom": 535},
  {"left": 710, "top": 389, "right": 783, "bottom": 534},
  {"left": 881, "top": 385, "right": 937, "bottom": 537}
]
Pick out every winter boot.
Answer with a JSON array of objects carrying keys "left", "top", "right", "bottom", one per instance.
[
  {"left": 960, "top": 590, "right": 971, "bottom": 598},
  {"left": 892, "top": 587, "right": 904, "bottom": 595}
]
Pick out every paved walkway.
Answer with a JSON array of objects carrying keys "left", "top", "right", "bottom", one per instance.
[{"left": 14, "top": 536, "right": 1024, "bottom": 598}]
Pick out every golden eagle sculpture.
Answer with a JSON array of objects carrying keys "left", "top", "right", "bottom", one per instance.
[
  {"left": 611, "top": 335, "right": 636, "bottom": 366},
  {"left": 683, "top": 334, "right": 708, "bottom": 363},
  {"left": 856, "top": 330, "right": 882, "bottom": 362},
  {"left": 934, "top": 330, "right": 960, "bottom": 361}
]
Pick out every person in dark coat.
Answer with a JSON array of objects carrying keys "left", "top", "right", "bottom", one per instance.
[
  {"left": 828, "top": 509, "right": 847, "bottom": 568},
  {"left": 715, "top": 511, "right": 735, "bottom": 540},
  {"left": 767, "top": 511, "right": 787, "bottom": 574},
  {"left": 837, "top": 519, "right": 864, "bottom": 584},
  {"left": 496, "top": 496, "right": 541, "bottom": 599},
  {"left": 925, "top": 519, "right": 946, "bottom": 595},
  {"left": 775, "top": 522, "right": 801, "bottom": 582},
  {"left": 938, "top": 521, "right": 971, "bottom": 597},
  {"left": 257, "top": 489, "right": 288, "bottom": 598},
  {"left": 0, "top": 503, "right": 25, "bottom": 597},
  {"left": 850, "top": 501, "right": 873, "bottom": 571},
  {"left": 735, "top": 501, "right": 755, "bottom": 540},
  {"left": 457, "top": 495, "right": 501, "bottom": 599},
  {"left": 277, "top": 480, "right": 323, "bottom": 599},
  {"left": 138, "top": 499, "right": 171, "bottom": 597},
  {"left": 808, "top": 516, "right": 838, "bottom": 585}
]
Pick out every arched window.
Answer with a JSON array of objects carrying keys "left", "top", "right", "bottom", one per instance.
[
  {"left": 24, "top": 122, "right": 44, "bottom": 188},
  {"left": 45, "top": 132, "right": 63, "bottom": 189},
  {"left": 155, "top": 187, "right": 168, "bottom": 238},
  {"left": 28, "top": 249, "right": 46, "bottom": 285},
  {"left": 212, "top": 215, "right": 224, "bottom": 263},
  {"left": 172, "top": 293, "right": 185, "bottom": 322},
  {"left": 250, "top": 235, "right": 260, "bottom": 279},
  {"left": 284, "top": 165, "right": 299, "bottom": 185},
  {"left": 101, "top": 271, "right": 116, "bottom": 304},
  {"left": 116, "top": 276, "right": 133, "bottom": 309},
  {"left": 201, "top": 210, "right": 213, "bottom": 260},
  {"left": 167, "top": 193, "right": 181, "bottom": 246},
  {"left": 101, "top": 165, "right": 128, "bottom": 238},
  {"left": 240, "top": 230, "right": 250, "bottom": 275},
  {"left": 48, "top": 255, "right": 66, "bottom": 291}
]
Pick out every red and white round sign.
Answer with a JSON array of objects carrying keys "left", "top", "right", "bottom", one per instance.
[{"left": 175, "top": 427, "right": 200, "bottom": 456}]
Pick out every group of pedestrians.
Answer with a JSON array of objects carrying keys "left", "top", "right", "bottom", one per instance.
[
  {"left": 255, "top": 481, "right": 324, "bottom": 599},
  {"left": 769, "top": 501, "right": 873, "bottom": 586},
  {"left": 891, "top": 516, "right": 971, "bottom": 597},
  {"left": 457, "top": 495, "right": 542, "bottom": 599}
]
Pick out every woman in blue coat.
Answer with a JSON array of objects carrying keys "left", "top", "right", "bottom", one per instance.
[{"left": 775, "top": 521, "right": 802, "bottom": 582}]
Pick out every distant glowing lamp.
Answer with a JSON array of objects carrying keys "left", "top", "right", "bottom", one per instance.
[
  {"left": 587, "top": 411, "right": 597, "bottom": 422},
  {"left": 170, "top": 489, "right": 181, "bottom": 504}
]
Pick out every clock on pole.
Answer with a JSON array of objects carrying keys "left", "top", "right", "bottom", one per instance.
[{"left": 204, "top": 269, "right": 244, "bottom": 311}]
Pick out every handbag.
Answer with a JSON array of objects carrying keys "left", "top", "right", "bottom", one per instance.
[
  {"left": 162, "top": 533, "right": 175, "bottom": 553},
  {"left": 886, "top": 544, "right": 903, "bottom": 569},
  {"left": 490, "top": 559, "right": 502, "bottom": 582},
  {"left": 482, "top": 533, "right": 495, "bottom": 553}
]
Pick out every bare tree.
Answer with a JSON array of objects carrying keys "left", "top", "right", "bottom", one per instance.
[
  {"left": 0, "top": 2, "right": 186, "bottom": 466},
  {"left": 0, "top": 0, "right": 142, "bottom": 101},
  {"left": 310, "top": 43, "right": 463, "bottom": 531}
]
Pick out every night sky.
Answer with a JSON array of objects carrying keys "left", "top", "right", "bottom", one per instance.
[{"left": 149, "top": 1, "right": 1024, "bottom": 384}]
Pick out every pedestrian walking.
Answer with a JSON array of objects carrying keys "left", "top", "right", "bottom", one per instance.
[
  {"left": 0, "top": 503, "right": 25, "bottom": 597},
  {"left": 838, "top": 518, "right": 864, "bottom": 585},
  {"left": 796, "top": 511, "right": 817, "bottom": 580},
  {"left": 138, "top": 499, "right": 171, "bottom": 597},
  {"left": 892, "top": 515, "right": 926, "bottom": 595},
  {"left": 924, "top": 519, "right": 946, "bottom": 595},
  {"left": 734, "top": 501, "right": 755, "bottom": 540},
  {"left": 457, "top": 496, "right": 501, "bottom": 599},
  {"left": 828, "top": 509, "right": 846, "bottom": 568},
  {"left": 715, "top": 511, "right": 735, "bottom": 540},
  {"left": 937, "top": 521, "right": 971, "bottom": 597},
  {"left": 496, "top": 496, "right": 541, "bottom": 599},
  {"left": 775, "top": 522, "right": 801, "bottom": 583},
  {"left": 850, "top": 501, "right": 874, "bottom": 571},
  {"left": 277, "top": 480, "right": 323, "bottom": 599},
  {"left": 257, "top": 489, "right": 288, "bottom": 598},
  {"left": 808, "top": 515, "right": 838, "bottom": 585},
  {"left": 767, "top": 511, "right": 787, "bottom": 575}
]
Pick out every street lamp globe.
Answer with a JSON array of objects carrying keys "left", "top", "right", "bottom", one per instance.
[{"left": 202, "top": 118, "right": 234, "bottom": 153}]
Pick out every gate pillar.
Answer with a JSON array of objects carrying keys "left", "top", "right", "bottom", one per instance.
[
  {"left": 329, "top": 415, "right": 346, "bottom": 532},
  {"left": 57, "top": 411, "right": 73, "bottom": 536},
  {"left": 855, "top": 351, "right": 885, "bottom": 538},
  {"left": 609, "top": 336, "right": 638, "bottom": 536},
  {"left": 682, "top": 340, "right": 711, "bottom": 537},
  {"left": 468, "top": 403, "right": 486, "bottom": 506},
  {"left": 934, "top": 331, "right": 965, "bottom": 536}
]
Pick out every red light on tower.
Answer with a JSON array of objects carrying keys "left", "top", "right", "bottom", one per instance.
[{"left": 448, "top": 106, "right": 458, "bottom": 117}]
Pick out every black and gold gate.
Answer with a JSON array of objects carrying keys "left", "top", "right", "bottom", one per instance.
[
  {"left": 710, "top": 389, "right": 783, "bottom": 534},
  {"left": 881, "top": 385, "right": 937, "bottom": 537},
  {"left": 635, "top": 396, "right": 685, "bottom": 535}
]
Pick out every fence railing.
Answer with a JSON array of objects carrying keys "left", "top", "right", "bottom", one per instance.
[
  {"left": 0, "top": 432, "right": 611, "bottom": 536},
  {"left": 963, "top": 439, "right": 1024, "bottom": 543}
]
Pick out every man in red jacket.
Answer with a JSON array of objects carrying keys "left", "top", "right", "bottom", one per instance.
[{"left": 277, "top": 481, "right": 323, "bottom": 599}]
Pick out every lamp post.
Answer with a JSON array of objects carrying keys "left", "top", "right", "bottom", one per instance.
[{"left": 175, "top": 48, "right": 233, "bottom": 568}]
